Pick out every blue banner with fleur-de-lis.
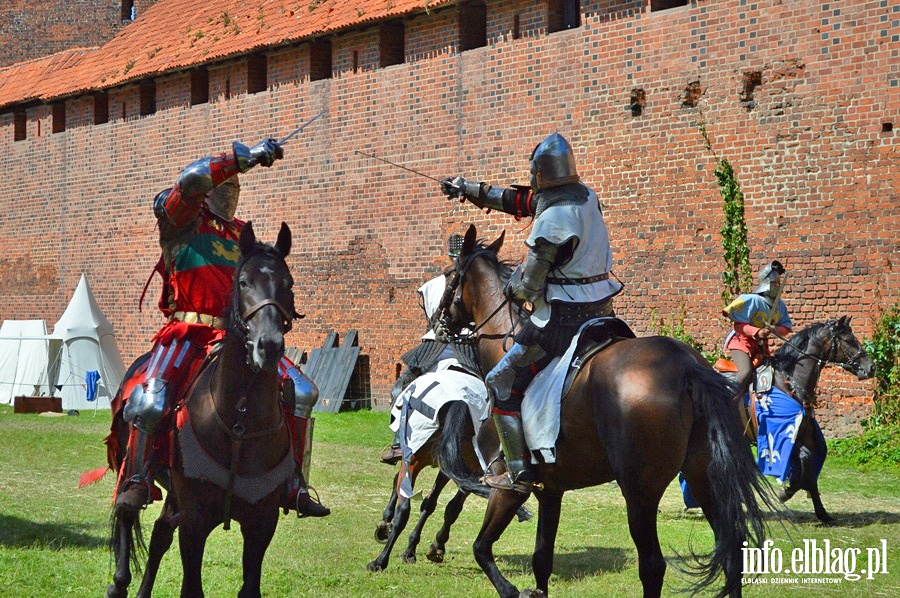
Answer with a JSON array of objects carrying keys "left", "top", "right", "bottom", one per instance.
[{"left": 755, "top": 387, "right": 825, "bottom": 482}]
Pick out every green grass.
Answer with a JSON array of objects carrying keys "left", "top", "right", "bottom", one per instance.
[{"left": 0, "top": 405, "right": 898, "bottom": 597}]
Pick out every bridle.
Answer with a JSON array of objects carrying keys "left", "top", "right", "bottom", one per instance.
[{"left": 435, "top": 247, "right": 520, "bottom": 344}]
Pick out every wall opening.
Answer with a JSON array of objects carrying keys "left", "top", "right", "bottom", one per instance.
[
  {"left": 190, "top": 68, "right": 209, "bottom": 105},
  {"left": 513, "top": 14, "right": 521, "bottom": 40},
  {"left": 882, "top": 121, "right": 893, "bottom": 133},
  {"left": 52, "top": 103, "right": 66, "bottom": 133},
  {"left": 651, "top": 0, "right": 688, "bottom": 10},
  {"left": 247, "top": 54, "right": 268, "bottom": 94},
  {"left": 94, "top": 92, "right": 109, "bottom": 124},
  {"left": 224, "top": 77, "right": 231, "bottom": 100},
  {"left": 682, "top": 80, "right": 702, "bottom": 108},
  {"left": 310, "top": 40, "right": 333, "bottom": 81},
  {"left": 629, "top": 88, "right": 646, "bottom": 117},
  {"left": 139, "top": 81, "right": 156, "bottom": 116},
  {"left": 121, "top": 0, "right": 134, "bottom": 21},
  {"left": 380, "top": 21, "right": 405, "bottom": 68},
  {"left": 352, "top": 50, "right": 359, "bottom": 74},
  {"left": 13, "top": 111, "right": 26, "bottom": 141},
  {"left": 548, "top": 0, "right": 580, "bottom": 33},
  {"left": 459, "top": 1, "right": 487, "bottom": 52},
  {"left": 740, "top": 70, "right": 762, "bottom": 111}
]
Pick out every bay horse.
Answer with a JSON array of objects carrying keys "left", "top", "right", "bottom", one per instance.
[
  {"left": 107, "top": 222, "right": 297, "bottom": 598},
  {"left": 436, "top": 225, "right": 779, "bottom": 598},
  {"left": 728, "top": 316, "right": 874, "bottom": 523},
  {"left": 370, "top": 374, "right": 531, "bottom": 571}
]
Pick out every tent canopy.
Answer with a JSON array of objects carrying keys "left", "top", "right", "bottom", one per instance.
[{"left": 0, "top": 274, "right": 126, "bottom": 411}]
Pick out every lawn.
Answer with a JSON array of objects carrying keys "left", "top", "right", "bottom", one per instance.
[{"left": 0, "top": 406, "right": 897, "bottom": 597}]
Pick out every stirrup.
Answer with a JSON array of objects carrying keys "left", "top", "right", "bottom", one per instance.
[
  {"left": 481, "top": 471, "right": 542, "bottom": 494},
  {"left": 115, "top": 476, "right": 152, "bottom": 512},
  {"left": 380, "top": 444, "right": 403, "bottom": 465},
  {"left": 292, "top": 486, "right": 331, "bottom": 518}
]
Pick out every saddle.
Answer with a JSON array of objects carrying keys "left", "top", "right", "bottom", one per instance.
[
  {"left": 713, "top": 356, "right": 775, "bottom": 444},
  {"left": 561, "top": 317, "right": 636, "bottom": 398}
]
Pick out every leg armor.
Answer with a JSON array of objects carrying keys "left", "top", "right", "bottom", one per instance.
[{"left": 483, "top": 341, "right": 547, "bottom": 493}]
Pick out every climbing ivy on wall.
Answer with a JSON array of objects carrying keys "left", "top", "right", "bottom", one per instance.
[{"left": 698, "top": 114, "right": 753, "bottom": 303}]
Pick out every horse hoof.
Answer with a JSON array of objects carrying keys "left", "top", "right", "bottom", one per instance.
[
  {"left": 816, "top": 512, "right": 834, "bottom": 525},
  {"left": 519, "top": 590, "right": 547, "bottom": 598},
  {"left": 366, "top": 561, "right": 385, "bottom": 573},
  {"left": 374, "top": 521, "right": 392, "bottom": 544},
  {"left": 426, "top": 543, "right": 444, "bottom": 563},
  {"left": 106, "top": 583, "right": 123, "bottom": 598},
  {"left": 401, "top": 553, "right": 417, "bottom": 564}
]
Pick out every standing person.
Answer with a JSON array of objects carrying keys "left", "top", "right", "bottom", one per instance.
[
  {"left": 722, "top": 259, "right": 793, "bottom": 389},
  {"left": 113, "top": 138, "right": 329, "bottom": 517},
  {"left": 440, "top": 132, "right": 623, "bottom": 493}
]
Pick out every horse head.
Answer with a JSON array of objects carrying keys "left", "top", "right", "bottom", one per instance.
[
  {"left": 821, "top": 316, "right": 875, "bottom": 380},
  {"left": 434, "top": 224, "right": 507, "bottom": 340},
  {"left": 230, "top": 221, "right": 296, "bottom": 373}
]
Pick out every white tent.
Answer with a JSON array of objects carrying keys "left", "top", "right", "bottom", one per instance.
[
  {"left": 0, "top": 274, "right": 126, "bottom": 411},
  {"left": 51, "top": 274, "right": 126, "bottom": 411},
  {"left": 0, "top": 320, "right": 55, "bottom": 403}
]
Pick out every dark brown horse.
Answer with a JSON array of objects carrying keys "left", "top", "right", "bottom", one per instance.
[
  {"left": 107, "top": 222, "right": 297, "bottom": 598},
  {"left": 437, "top": 225, "right": 779, "bottom": 598},
  {"left": 370, "top": 382, "right": 530, "bottom": 571},
  {"left": 729, "top": 316, "right": 874, "bottom": 522}
]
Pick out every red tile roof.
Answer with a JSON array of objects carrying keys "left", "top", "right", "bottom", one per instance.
[{"left": 0, "top": 0, "right": 453, "bottom": 112}]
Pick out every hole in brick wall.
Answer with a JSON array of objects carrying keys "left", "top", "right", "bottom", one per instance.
[
  {"left": 459, "top": 1, "right": 487, "bottom": 51},
  {"left": 629, "top": 88, "right": 646, "bottom": 117},
  {"left": 52, "top": 103, "right": 65, "bottom": 133},
  {"left": 682, "top": 80, "right": 703, "bottom": 108},
  {"left": 380, "top": 21, "right": 405, "bottom": 67},
  {"left": 740, "top": 70, "right": 762, "bottom": 111},
  {"left": 190, "top": 68, "right": 209, "bottom": 106},
  {"left": 94, "top": 92, "right": 109, "bottom": 124},
  {"left": 121, "top": 102, "right": 126, "bottom": 120},
  {"left": 548, "top": 0, "right": 581, "bottom": 33},
  {"left": 394, "top": 363, "right": 402, "bottom": 380},
  {"left": 651, "top": 0, "right": 688, "bottom": 11},
  {"left": 352, "top": 50, "right": 359, "bottom": 74},
  {"left": 310, "top": 40, "right": 332, "bottom": 81},
  {"left": 882, "top": 122, "right": 893, "bottom": 133},
  {"left": 13, "top": 111, "right": 26, "bottom": 141},
  {"left": 513, "top": 14, "right": 521, "bottom": 39},
  {"left": 139, "top": 80, "right": 156, "bottom": 115},
  {"left": 247, "top": 54, "right": 267, "bottom": 94},
  {"left": 225, "top": 77, "right": 231, "bottom": 100}
]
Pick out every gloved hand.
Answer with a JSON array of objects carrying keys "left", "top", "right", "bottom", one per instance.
[
  {"left": 440, "top": 176, "right": 466, "bottom": 200},
  {"left": 504, "top": 266, "right": 534, "bottom": 305},
  {"left": 248, "top": 138, "right": 284, "bottom": 168}
]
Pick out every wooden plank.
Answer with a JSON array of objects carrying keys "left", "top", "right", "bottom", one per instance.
[{"left": 309, "top": 330, "right": 360, "bottom": 414}]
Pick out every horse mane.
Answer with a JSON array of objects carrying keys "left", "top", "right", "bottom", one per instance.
[
  {"left": 470, "top": 238, "right": 515, "bottom": 283},
  {"left": 772, "top": 321, "right": 827, "bottom": 374}
]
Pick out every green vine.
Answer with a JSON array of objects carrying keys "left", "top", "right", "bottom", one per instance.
[
  {"left": 698, "top": 112, "right": 753, "bottom": 303},
  {"left": 648, "top": 306, "right": 717, "bottom": 365},
  {"left": 863, "top": 298, "right": 900, "bottom": 428}
]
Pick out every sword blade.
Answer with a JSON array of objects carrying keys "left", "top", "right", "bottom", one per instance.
[
  {"left": 277, "top": 109, "right": 327, "bottom": 146},
  {"left": 355, "top": 150, "right": 447, "bottom": 185}
]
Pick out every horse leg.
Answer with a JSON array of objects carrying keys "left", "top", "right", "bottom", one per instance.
[
  {"left": 794, "top": 441, "right": 833, "bottom": 523},
  {"left": 402, "top": 470, "right": 450, "bottom": 564},
  {"left": 238, "top": 506, "right": 280, "bottom": 598},
  {"left": 136, "top": 496, "right": 180, "bottom": 598},
  {"left": 177, "top": 514, "right": 216, "bottom": 597},
  {"left": 107, "top": 508, "right": 139, "bottom": 598},
  {"left": 472, "top": 489, "right": 530, "bottom": 598},
  {"left": 375, "top": 470, "right": 400, "bottom": 544},
  {"left": 367, "top": 462, "right": 420, "bottom": 571},
  {"left": 622, "top": 492, "right": 666, "bottom": 598},
  {"left": 427, "top": 487, "right": 468, "bottom": 563},
  {"left": 531, "top": 491, "right": 563, "bottom": 595}
]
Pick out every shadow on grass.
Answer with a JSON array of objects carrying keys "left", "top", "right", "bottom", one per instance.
[
  {"left": 0, "top": 513, "right": 106, "bottom": 549},
  {"left": 499, "top": 545, "right": 630, "bottom": 580},
  {"left": 781, "top": 509, "right": 900, "bottom": 528}
]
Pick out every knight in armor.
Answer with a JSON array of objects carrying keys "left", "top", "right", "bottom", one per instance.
[
  {"left": 440, "top": 132, "right": 623, "bottom": 493},
  {"left": 381, "top": 233, "right": 481, "bottom": 464},
  {"left": 113, "top": 138, "right": 330, "bottom": 518},
  {"left": 722, "top": 260, "right": 793, "bottom": 389}
]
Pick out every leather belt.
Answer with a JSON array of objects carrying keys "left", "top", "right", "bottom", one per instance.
[
  {"left": 546, "top": 272, "right": 609, "bottom": 285},
  {"left": 170, "top": 311, "right": 226, "bottom": 330}
]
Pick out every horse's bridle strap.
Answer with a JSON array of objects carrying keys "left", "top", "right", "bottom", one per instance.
[{"left": 241, "top": 298, "right": 293, "bottom": 324}]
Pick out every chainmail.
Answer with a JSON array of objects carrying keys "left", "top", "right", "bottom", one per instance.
[{"left": 532, "top": 183, "right": 589, "bottom": 220}]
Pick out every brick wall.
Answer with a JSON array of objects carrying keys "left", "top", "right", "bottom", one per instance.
[
  {"left": 0, "top": 0, "right": 897, "bottom": 437},
  {"left": 0, "top": 1, "right": 158, "bottom": 67}
]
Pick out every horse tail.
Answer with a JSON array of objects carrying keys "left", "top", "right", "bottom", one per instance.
[
  {"left": 436, "top": 401, "right": 491, "bottom": 499},
  {"left": 682, "top": 362, "right": 781, "bottom": 598},
  {"left": 108, "top": 507, "right": 147, "bottom": 573}
]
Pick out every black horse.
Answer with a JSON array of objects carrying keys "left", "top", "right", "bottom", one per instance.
[{"left": 729, "top": 316, "right": 875, "bottom": 522}]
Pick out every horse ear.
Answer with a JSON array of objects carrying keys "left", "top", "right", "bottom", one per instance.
[
  {"left": 239, "top": 221, "right": 256, "bottom": 256},
  {"left": 487, "top": 230, "right": 505, "bottom": 254},
  {"left": 275, "top": 222, "right": 291, "bottom": 258},
  {"left": 463, "top": 224, "right": 477, "bottom": 254}
]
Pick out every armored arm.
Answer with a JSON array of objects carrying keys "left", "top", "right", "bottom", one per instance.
[
  {"left": 505, "top": 240, "right": 559, "bottom": 305},
  {"left": 154, "top": 139, "right": 284, "bottom": 228},
  {"left": 440, "top": 176, "right": 535, "bottom": 219}
]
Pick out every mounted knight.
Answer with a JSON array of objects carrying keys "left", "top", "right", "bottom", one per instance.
[
  {"left": 440, "top": 132, "right": 626, "bottom": 493},
  {"left": 106, "top": 137, "right": 329, "bottom": 518}
]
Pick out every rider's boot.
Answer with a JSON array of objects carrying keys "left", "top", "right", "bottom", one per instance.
[
  {"left": 381, "top": 366, "right": 420, "bottom": 464},
  {"left": 482, "top": 409, "right": 540, "bottom": 494},
  {"left": 481, "top": 341, "right": 544, "bottom": 495},
  {"left": 116, "top": 377, "right": 168, "bottom": 512},
  {"left": 280, "top": 367, "right": 330, "bottom": 518},
  {"left": 380, "top": 428, "right": 404, "bottom": 465}
]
